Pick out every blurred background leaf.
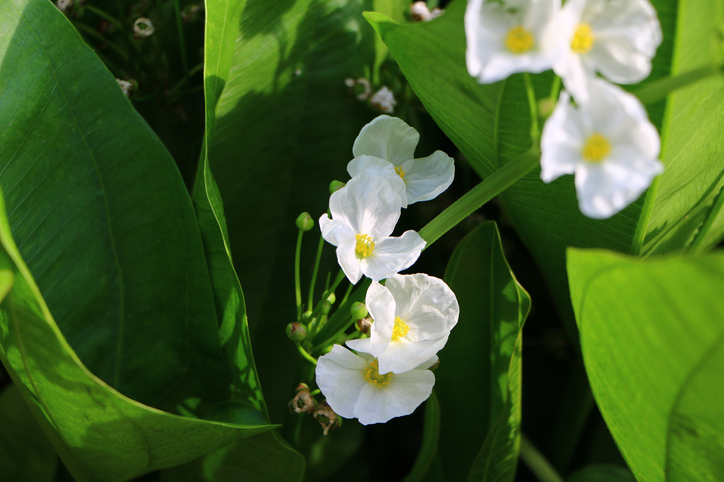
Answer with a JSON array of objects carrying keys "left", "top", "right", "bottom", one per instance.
[{"left": 568, "top": 248, "right": 724, "bottom": 481}]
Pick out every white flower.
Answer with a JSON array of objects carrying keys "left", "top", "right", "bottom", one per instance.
[
  {"left": 465, "top": 0, "right": 561, "bottom": 84},
  {"left": 319, "top": 173, "right": 426, "bottom": 283},
  {"left": 348, "top": 115, "right": 455, "bottom": 207},
  {"left": 411, "top": 2, "right": 444, "bottom": 22},
  {"left": 346, "top": 273, "right": 459, "bottom": 374},
  {"left": 315, "top": 345, "right": 436, "bottom": 425},
  {"left": 370, "top": 87, "right": 397, "bottom": 113},
  {"left": 540, "top": 79, "right": 663, "bottom": 219},
  {"left": 543, "top": 0, "right": 662, "bottom": 103}
]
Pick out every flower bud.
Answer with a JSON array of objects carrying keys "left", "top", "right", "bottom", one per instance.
[
  {"left": 355, "top": 315, "right": 373, "bottom": 335},
  {"left": 286, "top": 322, "right": 307, "bottom": 342},
  {"left": 370, "top": 86, "right": 397, "bottom": 114},
  {"left": 327, "top": 292, "right": 336, "bottom": 305},
  {"left": 538, "top": 98, "right": 556, "bottom": 120},
  {"left": 116, "top": 79, "right": 136, "bottom": 98},
  {"left": 329, "top": 180, "right": 345, "bottom": 194},
  {"left": 295, "top": 212, "right": 314, "bottom": 232},
  {"left": 288, "top": 383, "right": 317, "bottom": 414},
  {"left": 133, "top": 18, "right": 155, "bottom": 40},
  {"left": 350, "top": 302, "right": 368, "bottom": 320},
  {"left": 320, "top": 301, "right": 332, "bottom": 315},
  {"left": 313, "top": 401, "right": 341, "bottom": 435}
]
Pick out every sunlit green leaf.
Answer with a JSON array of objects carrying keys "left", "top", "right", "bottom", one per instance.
[{"left": 568, "top": 248, "right": 724, "bottom": 481}]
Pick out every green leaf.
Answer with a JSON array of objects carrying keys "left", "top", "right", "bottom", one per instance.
[
  {"left": 0, "top": 0, "right": 228, "bottom": 408},
  {"left": 568, "top": 465, "right": 636, "bottom": 482},
  {"left": 568, "top": 248, "right": 724, "bottom": 481},
  {"left": 0, "top": 187, "right": 274, "bottom": 482},
  {"left": 159, "top": 431, "right": 305, "bottom": 482},
  {"left": 403, "top": 392, "right": 441, "bottom": 482},
  {"left": 366, "top": 0, "right": 724, "bottom": 332},
  {"left": 0, "top": 385, "right": 57, "bottom": 482},
  {"left": 439, "top": 222, "right": 530, "bottom": 482}
]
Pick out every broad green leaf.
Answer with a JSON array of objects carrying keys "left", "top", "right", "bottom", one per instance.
[
  {"left": 0, "top": 0, "right": 228, "bottom": 409},
  {"left": 0, "top": 188, "right": 273, "bottom": 482},
  {"left": 366, "top": 0, "right": 724, "bottom": 331},
  {"left": 0, "top": 385, "right": 57, "bottom": 482},
  {"left": 568, "top": 248, "right": 724, "bottom": 481},
  {"left": 440, "top": 222, "right": 530, "bottom": 481},
  {"left": 159, "top": 431, "right": 305, "bottom": 482},
  {"left": 568, "top": 465, "right": 636, "bottom": 482}
]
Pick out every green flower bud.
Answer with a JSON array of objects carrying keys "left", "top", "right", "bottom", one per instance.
[
  {"left": 538, "top": 98, "right": 556, "bottom": 120},
  {"left": 301, "top": 310, "right": 313, "bottom": 324},
  {"left": 320, "top": 301, "right": 332, "bottom": 315},
  {"left": 350, "top": 302, "right": 368, "bottom": 320},
  {"left": 295, "top": 212, "right": 314, "bottom": 232},
  {"left": 327, "top": 292, "right": 336, "bottom": 304},
  {"left": 329, "top": 180, "right": 346, "bottom": 194},
  {"left": 286, "top": 322, "right": 307, "bottom": 342}
]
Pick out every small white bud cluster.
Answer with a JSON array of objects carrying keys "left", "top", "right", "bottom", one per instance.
[{"left": 410, "top": 2, "right": 443, "bottom": 22}]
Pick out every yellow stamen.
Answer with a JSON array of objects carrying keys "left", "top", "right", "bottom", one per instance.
[
  {"left": 505, "top": 26, "right": 535, "bottom": 54},
  {"left": 363, "top": 359, "right": 392, "bottom": 387},
  {"left": 391, "top": 316, "right": 410, "bottom": 341},
  {"left": 395, "top": 166, "right": 405, "bottom": 179},
  {"left": 582, "top": 133, "right": 611, "bottom": 163},
  {"left": 571, "top": 23, "right": 594, "bottom": 54},
  {"left": 355, "top": 234, "right": 375, "bottom": 258}
]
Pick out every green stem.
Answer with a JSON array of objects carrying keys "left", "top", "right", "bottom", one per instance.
[
  {"left": 523, "top": 72, "right": 540, "bottom": 144},
  {"left": 294, "top": 230, "right": 304, "bottom": 320},
  {"left": 74, "top": 23, "right": 129, "bottom": 61},
  {"left": 310, "top": 389, "right": 321, "bottom": 396},
  {"left": 308, "top": 235, "right": 325, "bottom": 309},
  {"left": 311, "top": 316, "right": 355, "bottom": 353},
  {"left": 295, "top": 342, "right": 317, "bottom": 366},
  {"left": 85, "top": 5, "right": 125, "bottom": 30},
  {"left": 419, "top": 149, "right": 540, "bottom": 248},
  {"left": 340, "top": 282, "right": 354, "bottom": 305},
  {"left": 311, "top": 270, "right": 345, "bottom": 320},
  {"left": 633, "top": 63, "right": 723, "bottom": 105},
  {"left": 520, "top": 434, "right": 566, "bottom": 482},
  {"left": 172, "top": 0, "right": 190, "bottom": 76},
  {"left": 690, "top": 182, "right": 724, "bottom": 252},
  {"left": 168, "top": 63, "right": 203, "bottom": 93},
  {"left": 549, "top": 75, "right": 562, "bottom": 101}
]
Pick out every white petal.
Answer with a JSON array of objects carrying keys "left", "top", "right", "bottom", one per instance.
[
  {"left": 319, "top": 214, "right": 355, "bottom": 247},
  {"left": 399, "top": 151, "right": 455, "bottom": 204},
  {"left": 315, "top": 345, "right": 368, "bottom": 419},
  {"left": 415, "top": 355, "right": 439, "bottom": 370},
  {"left": 540, "top": 91, "right": 585, "bottom": 182},
  {"left": 352, "top": 115, "right": 419, "bottom": 165},
  {"left": 347, "top": 155, "right": 408, "bottom": 208},
  {"left": 386, "top": 274, "right": 459, "bottom": 341},
  {"left": 336, "top": 241, "right": 363, "bottom": 284},
  {"left": 364, "top": 281, "right": 397, "bottom": 355},
  {"left": 354, "top": 369, "right": 435, "bottom": 425},
  {"left": 329, "top": 173, "right": 402, "bottom": 239},
  {"left": 361, "top": 231, "right": 426, "bottom": 281},
  {"left": 377, "top": 336, "right": 449, "bottom": 375}
]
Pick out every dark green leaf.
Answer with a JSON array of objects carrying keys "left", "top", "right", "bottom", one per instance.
[
  {"left": 568, "top": 464, "right": 636, "bottom": 482},
  {"left": 568, "top": 248, "right": 724, "bottom": 481},
  {"left": 403, "top": 392, "right": 441, "bottom": 482},
  {"left": 439, "top": 222, "right": 530, "bottom": 481},
  {"left": 0, "top": 0, "right": 228, "bottom": 408},
  {"left": 0, "top": 385, "right": 57, "bottom": 482}
]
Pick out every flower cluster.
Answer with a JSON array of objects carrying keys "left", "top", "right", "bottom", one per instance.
[
  {"left": 315, "top": 116, "right": 459, "bottom": 425},
  {"left": 466, "top": 0, "right": 664, "bottom": 218}
]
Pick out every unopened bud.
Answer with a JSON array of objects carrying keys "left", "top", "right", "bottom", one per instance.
[
  {"left": 286, "top": 322, "right": 307, "bottom": 342},
  {"left": 350, "top": 302, "right": 368, "bottom": 320},
  {"left": 288, "top": 383, "right": 317, "bottom": 414},
  {"left": 295, "top": 212, "right": 314, "bottom": 232},
  {"left": 411, "top": 1, "right": 432, "bottom": 22},
  {"left": 327, "top": 292, "right": 336, "bottom": 304},
  {"left": 329, "top": 180, "right": 345, "bottom": 194},
  {"left": 356, "top": 315, "right": 373, "bottom": 335},
  {"left": 56, "top": 0, "right": 74, "bottom": 13},
  {"left": 301, "top": 310, "right": 313, "bottom": 324},
  {"left": 313, "top": 401, "right": 341, "bottom": 435},
  {"left": 538, "top": 98, "right": 556, "bottom": 120},
  {"left": 133, "top": 18, "right": 155, "bottom": 40},
  {"left": 116, "top": 79, "right": 136, "bottom": 98},
  {"left": 320, "top": 301, "right": 332, "bottom": 315}
]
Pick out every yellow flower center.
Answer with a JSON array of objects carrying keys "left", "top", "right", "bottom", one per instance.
[
  {"left": 571, "top": 23, "right": 594, "bottom": 54},
  {"left": 505, "top": 26, "right": 535, "bottom": 54},
  {"left": 391, "top": 316, "right": 410, "bottom": 341},
  {"left": 355, "top": 234, "right": 375, "bottom": 258},
  {"left": 363, "top": 359, "right": 392, "bottom": 387},
  {"left": 582, "top": 133, "right": 611, "bottom": 163},
  {"left": 395, "top": 166, "right": 405, "bottom": 179}
]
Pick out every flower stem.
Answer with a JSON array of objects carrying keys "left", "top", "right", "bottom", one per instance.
[
  {"left": 519, "top": 434, "right": 565, "bottom": 482},
  {"left": 308, "top": 235, "right": 325, "bottom": 309},
  {"left": 419, "top": 149, "right": 540, "bottom": 248},
  {"left": 310, "top": 389, "right": 321, "bottom": 396},
  {"left": 549, "top": 75, "right": 562, "bottom": 101},
  {"left": 523, "top": 72, "right": 540, "bottom": 145},
  {"left": 633, "top": 62, "right": 724, "bottom": 105},
  {"left": 295, "top": 342, "right": 317, "bottom": 366},
  {"left": 171, "top": 0, "right": 190, "bottom": 76},
  {"left": 311, "top": 270, "right": 345, "bottom": 319},
  {"left": 294, "top": 230, "right": 304, "bottom": 320},
  {"left": 73, "top": 23, "right": 129, "bottom": 61},
  {"left": 340, "top": 282, "right": 354, "bottom": 305},
  {"left": 311, "top": 315, "right": 355, "bottom": 353},
  {"left": 85, "top": 5, "right": 125, "bottom": 30}
]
